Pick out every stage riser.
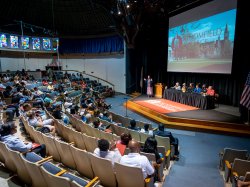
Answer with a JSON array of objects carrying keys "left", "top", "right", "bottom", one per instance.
[{"left": 126, "top": 100, "right": 250, "bottom": 136}]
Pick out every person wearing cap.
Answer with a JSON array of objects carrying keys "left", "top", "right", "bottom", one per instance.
[{"left": 0, "top": 124, "right": 46, "bottom": 157}]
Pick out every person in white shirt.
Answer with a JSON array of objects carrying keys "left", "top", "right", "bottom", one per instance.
[
  {"left": 120, "top": 140, "right": 155, "bottom": 179},
  {"left": 94, "top": 139, "right": 121, "bottom": 165}
]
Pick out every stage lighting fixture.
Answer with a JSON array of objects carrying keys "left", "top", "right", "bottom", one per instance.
[{"left": 126, "top": 4, "right": 130, "bottom": 8}]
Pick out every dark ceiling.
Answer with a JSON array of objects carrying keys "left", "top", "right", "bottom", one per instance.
[{"left": 0, "top": 0, "right": 211, "bottom": 38}]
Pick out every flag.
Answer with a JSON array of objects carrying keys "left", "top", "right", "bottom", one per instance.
[
  {"left": 140, "top": 66, "right": 143, "bottom": 88},
  {"left": 240, "top": 72, "right": 250, "bottom": 109}
]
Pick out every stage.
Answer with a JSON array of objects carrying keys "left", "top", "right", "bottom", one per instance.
[{"left": 126, "top": 95, "right": 250, "bottom": 136}]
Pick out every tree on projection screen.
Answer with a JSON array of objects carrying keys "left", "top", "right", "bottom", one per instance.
[{"left": 168, "top": 9, "right": 236, "bottom": 74}]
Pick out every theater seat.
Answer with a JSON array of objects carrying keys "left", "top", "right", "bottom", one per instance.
[
  {"left": 0, "top": 141, "right": 16, "bottom": 172},
  {"left": 7, "top": 146, "right": 32, "bottom": 185},
  {"left": 114, "top": 162, "right": 154, "bottom": 187},
  {"left": 70, "top": 145, "right": 94, "bottom": 179},
  {"left": 20, "top": 152, "right": 53, "bottom": 187},
  {"left": 225, "top": 158, "right": 250, "bottom": 182},
  {"left": 42, "top": 133, "right": 61, "bottom": 162},
  {"left": 219, "top": 148, "right": 248, "bottom": 171},
  {"left": 89, "top": 153, "right": 117, "bottom": 187}
]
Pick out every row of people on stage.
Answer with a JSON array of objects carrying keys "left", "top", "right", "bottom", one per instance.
[{"left": 171, "top": 82, "right": 215, "bottom": 96}]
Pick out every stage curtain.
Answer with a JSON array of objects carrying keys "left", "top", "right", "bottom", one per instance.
[{"left": 59, "top": 35, "right": 124, "bottom": 54}]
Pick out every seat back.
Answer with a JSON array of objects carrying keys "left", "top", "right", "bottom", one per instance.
[
  {"left": 20, "top": 153, "right": 48, "bottom": 187},
  {"left": 54, "top": 139, "right": 76, "bottom": 169},
  {"left": 89, "top": 153, "right": 117, "bottom": 187},
  {"left": 7, "top": 146, "right": 32, "bottom": 185},
  {"left": 0, "top": 142, "right": 16, "bottom": 172},
  {"left": 82, "top": 133, "right": 98, "bottom": 153},
  {"left": 40, "top": 164, "right": 71, "bottom": 187},
  {"left": 72, "top": 130, "right": 86, "bottom": 150},
  {"left": 233, "top": 159, "right": 250, "bottom": 177},
  {"left": 220, "top": 148, "right": 248, "bottom": 170},
  {"left": 70, "top": 145, "right": 94, "bottom": 179},
  {"left": 128, "top": 129, "right": 141, "bottom": 142},
  {"left": 114, "top": 162, "right": 146, "bottom": 187},
  {"left": 140, "top": 133, "right": 151, "bottom": 143},
  {"left": 42, "top": 134, "right": 61, "bottom": 162},
  {"left": 244, "top": 172, "right": 250, "bottom": 181},
  {"left": 155, "top": 135, "right": 171, "bottom": 151}
]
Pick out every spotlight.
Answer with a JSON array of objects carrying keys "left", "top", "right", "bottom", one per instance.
[
  {"left": 118, "top": 11, "right": 122, "bottom": 15},
  {"left": 126, "top": 4, "right": 130, "bottom": 8}
]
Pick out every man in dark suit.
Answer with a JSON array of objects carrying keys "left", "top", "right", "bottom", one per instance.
[{"left": 154, "top": 124, "right": 179, "bottom": 159}]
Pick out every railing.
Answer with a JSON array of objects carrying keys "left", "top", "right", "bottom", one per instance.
[
  {"left": 0, "top": 70, "right": 115, "bottom": 91},
  {"left": 54, "top": 70, "right": 115, "bottom": 91}
]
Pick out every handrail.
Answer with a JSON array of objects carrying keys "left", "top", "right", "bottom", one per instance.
[{"left": 54, "top": 70, "right": 115, "bottom": 91}]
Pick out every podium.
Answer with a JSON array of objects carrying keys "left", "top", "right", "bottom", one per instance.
[{"left": 154, "top": 83, "right": 164, "bottom": 98}]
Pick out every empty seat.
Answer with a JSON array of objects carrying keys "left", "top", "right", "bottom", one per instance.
[
  {"left": 89, "top": 153, "right": 117, "bottom": 187},
  {"left": 0, "top": 141, "right": 16, "bottom": 172},
  {"left": 54, "top": 139, "right": 76, "bottom": 169},
  {"left": 42, "top": 134, "right": 61, "bottom": 162},
  {"left": 20, "top": 152, "right": 52, "bottom": 187},
  {"left": 70, "top": 145, "right": 94, "bottom": 179},
  {"left": 114, "top": 162, "right": 154, "bottom": 187},
  {"left": 82, "top": 133, "right": 98, "bottom": 153},
  {"left": 7, "top": 146, "right": 32, "bottom": 185},
  {"left": 40, "top": 163, "right": 72, "bottom": 187},
  {"left": 72, "top": 130, "right": 86, "bottom": 150},
  {"left": 219, "top": 148, "right": 248, "bottom": 171},
  {"left": 225, "top": 158, "right": 250, "bottom": 182}
]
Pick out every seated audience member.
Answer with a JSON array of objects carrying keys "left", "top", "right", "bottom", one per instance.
[
  {"left": 140, "top": 124, "right": 153, "bottom": 135},
  {"left": 172, "top": 82, "right": 181, "bottom": 90},
  {"left": 142, "top": 137, "right": 163, "bottom": 181},
  {"left": 99, "top": 111, "right": 112, "bottom": 122},
  {"left": 115, "top": 133, "right": 132, "bottom": 155},
  {"left": 120, "top": 140, "right": 155, "bottom": 179},
  {"left": 206, "top": 86, "right": 215, "bottom": 96},
  {"left": 26, "top": 111, "right": 55, "bottom": 135},
  {"left": 42, "top": 79, "right": 48, "bottom": 86},
  {"left": 47, "top": 82, "right": 54, "bottom": 91},
  {"left": 193, "top": 84, "right": 202, "bottom": 94},
  {"left": 0, "top": 123, "right": 46, "bottom": 157},
  {"left": 128, "top": 119, "right": 141, "bottom": 131},
  {"left": 187, "top": 83, "right": 194, "bottom": 93},
  {"left": 94, "top": 139, "right": 122, "bottom": 165},
  {"left": 52, "top": 104, "right": 62, "bottom": 119},
  {"left": 154, "top": 124, "right": 179, "bottom": 159},
  {"left": 181, "top": 83, "right": 187, "bottom": 93},
  {"left": 201, "top": 84, "right": 207, "bottom": 93}
]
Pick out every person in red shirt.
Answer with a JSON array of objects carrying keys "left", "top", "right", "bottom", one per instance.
[{"left": 206, "top": 86, "right": 215, "bottom": 96}]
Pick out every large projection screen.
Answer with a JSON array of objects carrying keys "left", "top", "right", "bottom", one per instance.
[{"left": 167, "top": 0, "right": 237, "bottom": 74}]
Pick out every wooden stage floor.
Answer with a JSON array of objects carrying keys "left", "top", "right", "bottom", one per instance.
[{"left": 126, "top": 95, "right": 250, "bottom": 136}]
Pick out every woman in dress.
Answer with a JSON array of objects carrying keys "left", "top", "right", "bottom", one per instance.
[{"left": 144, "top": 75, "right": 153, "bottom": 97}]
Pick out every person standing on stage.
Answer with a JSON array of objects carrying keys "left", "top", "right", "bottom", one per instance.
[{"left": 144, "top": 75, "right": 153, "bottom": 97}]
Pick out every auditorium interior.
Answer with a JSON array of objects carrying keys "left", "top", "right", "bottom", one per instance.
[{"left": 0, "top": 0, "right": 250, "bottom": 187}]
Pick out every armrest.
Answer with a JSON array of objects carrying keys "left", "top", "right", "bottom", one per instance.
[
  {"left": 86, "top": 177, "right": 99, "bottom": 187},
  {"left": 145, "top": 177, "right": 154, "bottom": 187},
  {"left": 69, "top": 142, "right": 75, "bottom": 146},
  {"left": 166, "top": 150, "right": 171, "bottom": 157},
  {"left": 225, "top": 160, "right": 231, "bottom": 169},
  {"left": 36, "top": 156, "right": 53, "bottom": 165},
  {"left": 55, "top": 169, "right": 67, "bottom": 176}
]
